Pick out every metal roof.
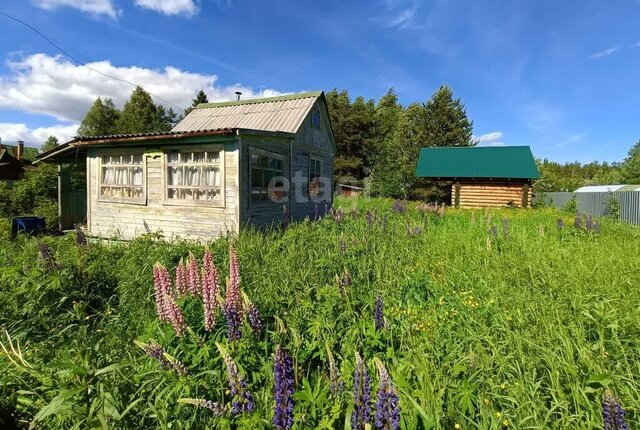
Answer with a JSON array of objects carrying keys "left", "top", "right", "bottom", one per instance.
[
  {"left": 74, "top": 129, "right": 234, "bottom": 141},
  {"left": 416, "top": 146, "right": 540, "bottom": 180},
  {"left": 575, "top": 185, "right": 640, "bottom": 192},
  {"left": 0, "top": 144, "right": 39, "bottom": 161},
  {"left": 172, "top": 91, "right": 322, "bottom": 134}
]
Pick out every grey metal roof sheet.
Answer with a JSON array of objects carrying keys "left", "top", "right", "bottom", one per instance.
[{"left": 171, "top": 92, "right": 320, "bottom": 134}]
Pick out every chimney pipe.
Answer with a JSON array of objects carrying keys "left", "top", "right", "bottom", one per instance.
[
  {"left": 17, "top": 141, "right": 24, "bottom": 160},
  {"left": 235, "top": 91, "right": 242, "bottom": 101}
]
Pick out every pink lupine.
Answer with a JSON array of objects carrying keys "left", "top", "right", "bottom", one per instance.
[
  {"left": 153, "top": 263, "right": 171, "bottom": 322},
  {"left": 175, "top": 258, "right": 189, "bottom": 296},
  {"left": 187, "top": 252, "right": 201, "bottom": 296},
  {"left": 227, "top": 248, "right": 241, "bottom": 312},
  {"left": 164, "top": 292, "right": 186, "bottom": 336},
  {"left": 202, "top": 248, "right": 220, "bottom": 331}
]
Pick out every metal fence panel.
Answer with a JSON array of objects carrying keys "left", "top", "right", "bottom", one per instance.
[{"left": 535, "top": 191, "right": 640, "bottom": 225}]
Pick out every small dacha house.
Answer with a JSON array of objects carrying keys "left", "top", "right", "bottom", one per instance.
[
  {"left": 38, "top": 92, "right": 335, "bottom": 239},
  {"left": 0, "top": 141, "right": 39, "bottom": 180},
  {"left": 416, "top": 146, "right": 540, "bottom": 208}
]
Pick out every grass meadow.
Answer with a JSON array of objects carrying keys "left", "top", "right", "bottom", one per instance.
[{"left": 0, "top": 196, "right": 638, "bottom": 429}]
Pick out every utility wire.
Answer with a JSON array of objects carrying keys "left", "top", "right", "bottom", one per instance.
[{"left": 0, "top": 10, "right": 184, "bottom": 113}]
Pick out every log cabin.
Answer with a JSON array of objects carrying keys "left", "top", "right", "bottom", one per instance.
[
  {"left": 37, "top": 92, "right": 336, "bottom": 239},
  {"left": 416, "top": 146, "right": 540, "bottom": 208}
]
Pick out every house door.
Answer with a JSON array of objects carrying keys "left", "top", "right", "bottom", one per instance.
[{"left": 59, "top": 162, "right": 87, "bottom": 230}]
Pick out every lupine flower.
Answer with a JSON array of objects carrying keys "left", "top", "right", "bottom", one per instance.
[
  {"left": 351, "top": 209, "right": 358, "bottom": 220},
  {"left": 135, "top": 341, "right": 188, "bottom": 375},
  {"left": 374, "top": 295, "right": 385, "bottom": 330},
  {"left": 202, "top": 248, "right": 220, "bottom": 332},
  {"left": 75, "top": 225, "right": 87, "bottom": 247},
  {"left": 391, "top": 200, "right": 406, "bottom": 214},
  {"left": 602, "top": 389, "right": 629, "bottom": 430},
  {"left": 382, "top": 215, "right": 388, "bottom": 233},
  {"left": 175, "top": 258, "right": 189, "bottom": 296},
  {"left": 314, "top": 204, "right": 319, "bottom": 221},
  {"left": 153, "top": 263, "right": 171, "bottom": 322},
  {"left": 585, "top": 214, "right": 593, "bottom": 232},
  {"left": 324, "top": 203, "right": 329, "bottom": 217},
  {"left": 164, "top": 292, "right": 186, "bottom": 337},
  {"left": 352, "top": 352, "right": 371, "bottom": 430},
  {"left": 502, "top": 217, "right": 509, "bottom": 238},
  {"left": 224, "top": 249, "right": 243, "bottom": 341},
  {"left": 594, "top": 219, "right": 601, "bottom": 234},
  {"left": 325, "top": 343, "right": 343, "bottom": 397},
  {"left": 273, "top": 345, "right": 295, "bottom": 430},
  {"left": 216, "top": 343, "right": 254, "bottom": 415},
  {"left": 282, "top": 205, "right": 290, "bottom": 230},
  {"left": 36, "top": 241, "right": 58, "bottom": 271},
  {"left": 336, "top": 268, "right": 352, "bottom": 295},
  {"left": 557, "top": 218, "right": 565, "bottom": 230},
  {"left": 490, "top": 224, "right": 499, "bottom": 240},
  {"left": 374, "top": 358, "right": 400, "bottom": 430},
  {"left": 178, "top": 398, "right": 227, "bottom": 416},
  {"left": 187, "top": 252, "right": 201, "bottom": 296},
  {"left": 247, "top": 303, "right": 263, "bottom": 336},
  {"left": 333, "top": 208, "right": 345, "bottom": 224},
  {"left": 574, "top": 214, "right": 582, "bottom": 230}
]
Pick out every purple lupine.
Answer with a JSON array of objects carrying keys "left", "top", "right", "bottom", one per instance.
[
  {"left": 314, "top": 204, "right": 319, "bottom": 221},
  {"left": 490, "top": 224, "right": 499, "bottom": 240},
  {"left": 179, "top": 398, "right": 227, "bottom": 416},
  {"left": 175, "top": 258, "right": 189, "bottom": 296},
  {"left": 502, "top": 217, "right": 509, "bottom": 238},
  {"left": 594, "top": 219, "right": 601, "bottom": 234},
  {"left": 273, "top": 346, "right": 295, "bottom": 430},
  {"left": 324, "top": 203, "right": 329, "bottom": 217},
  {"left": 153, "top": 263, "right": 171, "bottom": 322},
  {"left": 216, "top": 343, "right": 254, "bottom": 415},
  {"left": 602, "top": 390, "right": 629, "bottom": 430},
  {"left": 391, "top": 200, "right": 406, "bottom": 214},
  {"left": 352, "top": 352, "right": 371, "bottom": 430},
  {"left": 37, "top": 241, "right": 58, "bottom": 271},
  {"left": 337, "top": 268, "right": 352, "bottom": 295},
  {"left": 247, "top": 303, "right": 263, "bottom": 336},
  {"left": 374, "top": 295, "right": 385, "bottom": 330},
  {"left": 75, "top": 225, "right": 87, "bottom": 247},
  {"left": 585, "top": 214, "right": 594, "bottom": 232},
  {"left": 574, "top": 214, "right": 582, "bottom": 230},
  {"left": 136, "top": 341, "right": 188, "bottom": 375},
  {"left": 164, "top": 292, "right": 186, "bottom": 337},
  {"left": 224, "top": 248, "right": 243, "bottom": 341},
  {"left": 374, "top": 358, "right": 400, "bottom": 430},
  {"left": 557, "top": 218, "right": 565, "bottom": 230},
  {"left": 325, "top": 343, "right": 342, "bottom": 397},
  {"left": 366, "top": 211, "right": 373, "bottom": 229},
  {"left": 282, "top": 205, "right": 290, "bottom": 230},
  {"left": 187, "top": 252, "right": 201, "bottom": 296},
  {"left": 202, "top": 248, "right": 220, "bottom": 332}
]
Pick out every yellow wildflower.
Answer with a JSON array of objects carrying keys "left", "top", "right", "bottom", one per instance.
[
  {"left": 502, "top": 419, "right": 509, "bottom": 427},
  {"left": 496, "top": 412, "right": 502, "bottom": 418},
  {"left": 454, "top": 424, "right": 462, "bottom": 430}
]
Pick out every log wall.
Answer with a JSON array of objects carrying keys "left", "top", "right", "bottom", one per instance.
[{"left": 454, "top": 181, "right": 531, "bottom": 208}]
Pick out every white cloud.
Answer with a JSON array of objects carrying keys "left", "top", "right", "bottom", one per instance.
[
  {"left": 0, "top": 123, "right": 78, "bottom": 146},
  {"left": 384, "top": 7, "right": 418, "bottom": 29},
  {"left": 372, "top": 0, "right": 419, "bottom": 29},
  {"left": 588, "top": 46, "right": 620, "bottom": 60},
  {"left": 0, "top": 53, "right": 284, "bottom": 123},
  {"left": 32, "top": 0, "right": 119, "bottom": 19},
  {"left": 474, "top": 131, "right": 505, "bottom": 146},
  {"left": 134, "top": 0, "right": 198, "bottom": 16}
]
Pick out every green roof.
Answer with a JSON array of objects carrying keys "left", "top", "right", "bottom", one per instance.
[
  {"left": 195, "top": 91, "right": 323, "bottom": 109},
  {"left": 416, "top": 146, "right": 540, "bottom": 180},
  {"left": 0, "top": 144, "right": 39, "bottom": 161}
]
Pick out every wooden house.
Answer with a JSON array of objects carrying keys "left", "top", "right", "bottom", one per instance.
[
  {"left": 336, "top": 183, "right": 363, "bottom": 197},
  {"left": 38, "top": 92, "right": 336, "bottom": 238},
  {"left": 416, "top": 146, "right": 540, "bottom": 208},
  {"left": 0, "top": 141, "right": 38, "bottom": 180}
]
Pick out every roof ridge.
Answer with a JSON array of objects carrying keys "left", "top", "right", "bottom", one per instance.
[{"left": 195, "top": 91, "right": 323, "bottom": 109}]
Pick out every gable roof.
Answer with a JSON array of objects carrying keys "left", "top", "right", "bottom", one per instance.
[
  {"left": 0, "top": 144, "right": 39, "bottom": 161},
  {"left": 172, "top": 91, "right": 323, "bottom": 134},
  {"left": 416, "top": 146, "right": 540, "bottom": 180}
]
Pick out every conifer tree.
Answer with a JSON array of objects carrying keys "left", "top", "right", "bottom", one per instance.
[
  {"left": 423, "top": 85, "right": 474, "bottom": 147},
  {"left": 78, "top": 97, "right": 120, "bottom": 137}
]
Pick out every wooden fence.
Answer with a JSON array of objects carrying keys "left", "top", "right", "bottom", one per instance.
[{"left": 535, "top": 191, "right": 640, "bottom": 225}]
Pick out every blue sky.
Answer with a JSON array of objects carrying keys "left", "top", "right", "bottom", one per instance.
[{"left": 0, "top": 0, "right": 638, "bottom": 163}]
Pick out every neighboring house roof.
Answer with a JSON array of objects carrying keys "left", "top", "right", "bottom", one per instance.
[
  {"left": 0, "top": 144, "right": 39, "bottom": 161},
  {"left": 575, "top": 185, "right": 640, "bottom": 192},
  {"left": 416, "top": 146, "right": 540, "bottom": 180},
  {"left": 172, "top": 91, "right": 323, "bottom": 134}
]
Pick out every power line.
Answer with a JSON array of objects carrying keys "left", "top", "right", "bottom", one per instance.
[{"left": 0, "top": 10, "right": 184, "bottom": 113}]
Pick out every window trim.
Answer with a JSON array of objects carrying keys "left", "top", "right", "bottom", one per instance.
[
  {"left": 308, "top": 154, "right": 323, "bottom": 199},
  {"left": 249, "top": 146, "right": 287, "bottom": 208},
  {"left": 161, "top": 145, "right": 226, "bottom": 208},
  {"left": 97, "top": 149, "right": 147, "bottom": 205}
]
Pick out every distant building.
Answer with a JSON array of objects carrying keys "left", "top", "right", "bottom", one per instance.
[
  {"left": 38, "top": 92, "right": 336, "bottom": 238},
  {"left": 0, "top": 141, "right": 39, "bottom": 180},
  {"left": 416, "top": 146, "right": 540, "bottom": 208},
  {"left": 336, "top": 183, "right": 363, "bottom": 197},
  {"left": 574, "top": 185, "right": 640, "bottom": 192}
]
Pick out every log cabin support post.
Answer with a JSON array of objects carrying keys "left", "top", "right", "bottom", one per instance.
[
  {"left": 454, "top": 182, "right": 461, "bottom": 208},
  {"left": 522, "top": 183, "right": 530, "bottom": 208}
]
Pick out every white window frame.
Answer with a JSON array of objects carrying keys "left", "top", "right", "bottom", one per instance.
[
  {"left": 97, "top": 150, "right": 146, "bottom": 205},
  {"left": 162, "top": 145, "right": 226, "bottom": 208},
  {"left": 309, "top": 154, "right": 323, "bottom": 198},
  {"left": 249, "top": 147, "right": 287, "bottom": 206}
]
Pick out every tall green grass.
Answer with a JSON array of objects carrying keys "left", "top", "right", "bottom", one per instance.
[{"left": 1, "top": 197, "right": 638, "bottom": 429}]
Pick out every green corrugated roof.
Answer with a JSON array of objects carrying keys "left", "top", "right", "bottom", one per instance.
[
  {"left": 195, "top": 91, "right": 323, "bottom": 109},
  {"left": 0, "top": 144, "right": 39, "bottom": 161},
  {"left": 416, "top": 146, "right": 540, "bottom": 179}
]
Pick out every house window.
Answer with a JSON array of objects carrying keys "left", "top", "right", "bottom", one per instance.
[
  {"left": 250, "top": 149, "right": 285, "bottom": 203},
  {"left": 99, "top": 153, "right": 144, "bottom": 202},
  {"left": 166, "top": 149, "right": 222, "bottom": 203},
  {"left": 309, "top": 156, "right": 323, "bottom": 198}
]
